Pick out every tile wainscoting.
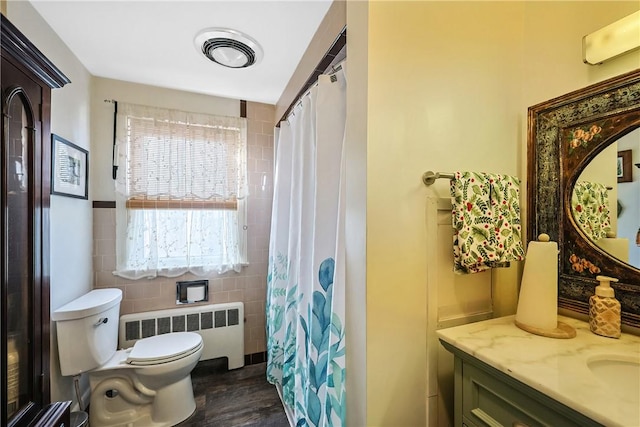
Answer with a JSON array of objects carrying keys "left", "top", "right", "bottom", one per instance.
[{"left": 92, "top": 102, "right": 275, "bottom": 356}]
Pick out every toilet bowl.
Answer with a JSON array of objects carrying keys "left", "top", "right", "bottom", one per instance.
[
  {"left": 89, "top": 333, "right": 203, "bottom": 427},
  {"left": 52, "top": 289, "right": 203, "bottom": 427}
]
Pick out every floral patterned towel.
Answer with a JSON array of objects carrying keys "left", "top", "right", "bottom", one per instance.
[
  {"left": 571, "top": 181, "right": 611, "bottom": 241},
  {"left": 450, "top": 171, "right": 525, "bottom": 274}
]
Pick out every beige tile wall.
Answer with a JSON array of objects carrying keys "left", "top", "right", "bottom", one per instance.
[{"left": 93, "top": 102, "right": 275, "bottom": 355}]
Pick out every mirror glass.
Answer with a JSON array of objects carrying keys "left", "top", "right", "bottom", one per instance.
[{"left": 571, "top": 127, "right": 640, "bottom": 269}]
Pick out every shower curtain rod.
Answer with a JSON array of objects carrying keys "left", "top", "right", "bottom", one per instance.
[
  {"left": 283, "top": 59, "right": 346, "bottom": 123},
  {"left": 277, "top": 26, "right": 346, "bottom": 126}
]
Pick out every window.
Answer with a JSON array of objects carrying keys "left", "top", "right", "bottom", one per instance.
[{"left": 113, "top": 103, "right": 247, "bottom": 279}]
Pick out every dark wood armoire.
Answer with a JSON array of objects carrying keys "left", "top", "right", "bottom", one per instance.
[{"left": 1, "top": 13, "right": 72, "bottom": 427}]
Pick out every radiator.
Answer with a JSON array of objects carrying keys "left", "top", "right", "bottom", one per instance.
[{"left": 118, "top": 302, "right": 244, "bottom": 369}]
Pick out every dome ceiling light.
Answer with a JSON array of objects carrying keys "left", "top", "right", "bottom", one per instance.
[{"left": 195, "top": 28, "right": 263, "bottom": 69}]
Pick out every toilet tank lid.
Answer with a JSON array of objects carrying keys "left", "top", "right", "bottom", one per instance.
[{"left": 52, "top": 289, "right": 123, "bottom": 321}]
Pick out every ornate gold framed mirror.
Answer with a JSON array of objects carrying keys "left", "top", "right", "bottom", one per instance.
[{"left": 528, "top": 69, "right": 640, "bottom": 328}]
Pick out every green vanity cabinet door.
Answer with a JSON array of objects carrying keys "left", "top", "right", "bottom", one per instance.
[
  {"left": 453, "top": 356, "right": 603, "bottom": 427},
  {"left": 461, "top": 361, "right": 574, "bottom": 427}
]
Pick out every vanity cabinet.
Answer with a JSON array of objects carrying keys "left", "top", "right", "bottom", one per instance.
[
  {"left": 448, "top": 350, "right": 600, "bottom": 427},
  {"left": 1, "top": 14, "right": 70, "bottom": 427},
  {"left": 438, "top": 315, "right": 639, "bottom": 427}
]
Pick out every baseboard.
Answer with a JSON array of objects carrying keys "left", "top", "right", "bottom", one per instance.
[{"left": 244, "top": 351, "right": 267, "bottom": 366}]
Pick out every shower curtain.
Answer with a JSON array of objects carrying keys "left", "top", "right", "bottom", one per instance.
[{"left": 266, "top": 65, "right": 346, "bottom": 426}]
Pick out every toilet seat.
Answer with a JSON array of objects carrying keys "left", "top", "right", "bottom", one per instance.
[{"left": 127, "top": 332, "right": 203, "bottom": 366}]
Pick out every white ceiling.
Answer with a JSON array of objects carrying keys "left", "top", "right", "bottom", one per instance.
[{"left": 29, "top": 0, "right": 333, "bottom": 104}]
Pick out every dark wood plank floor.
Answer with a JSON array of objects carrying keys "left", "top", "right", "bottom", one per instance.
[{"left": 177, "top": 359, "right": 289, "bottom": 427}]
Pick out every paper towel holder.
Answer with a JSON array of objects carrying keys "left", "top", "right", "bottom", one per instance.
[
  {"left": 514, "top": 233, "right": 576, "bottom": 339},
  {"left": 176, "top": 280, "right": 209, "bottom": 305}
]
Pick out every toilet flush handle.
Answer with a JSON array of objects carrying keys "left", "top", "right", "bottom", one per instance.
[{"left": 94, "top": 317, "right": 109, "bottom": 327}]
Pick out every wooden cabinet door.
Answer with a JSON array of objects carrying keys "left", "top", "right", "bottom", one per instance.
[
  {"left": 1, "top": 51, "right": 48, "bottom": 427},
  {"left": 1, "top": 13, "right": 69, "bottom": 427}
]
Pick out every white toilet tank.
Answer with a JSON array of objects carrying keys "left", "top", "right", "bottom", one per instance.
[{"left": 52, "top": 288, "right": 122, "bottom": 376}]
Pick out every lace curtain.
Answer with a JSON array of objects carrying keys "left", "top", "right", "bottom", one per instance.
[{"left": 113, "top": 102, "right": 248, "bottom": 279}]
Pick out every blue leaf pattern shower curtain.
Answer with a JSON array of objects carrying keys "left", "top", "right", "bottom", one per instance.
[{"left": 266, "top": 66, "right": 346, "bottom": 426}]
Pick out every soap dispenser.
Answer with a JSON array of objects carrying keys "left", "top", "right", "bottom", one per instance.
[{"left": 589, "top": 275, "right": 621, "bottom": 338}]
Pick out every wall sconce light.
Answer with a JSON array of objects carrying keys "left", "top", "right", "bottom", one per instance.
[
  {"left": 635, "top": 163, "right": 640, "bottom": 169},
  {"left": 583, "top": 11, "right": 640, "bottom": 65}
]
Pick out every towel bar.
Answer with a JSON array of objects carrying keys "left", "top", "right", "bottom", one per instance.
[
  {"left": 422, "top": 171, "right": 454, "bottom": 186},
  {"left": 424, "top": 171, "right": 613, "bottom": 191}
]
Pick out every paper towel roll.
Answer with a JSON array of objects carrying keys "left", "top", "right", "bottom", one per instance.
[
  {"left": 515, "top": 234, "right": 558, "bottom": 331},
  {"left": 187, "top": 285, "right": 206, "bottom": 302},
  {"left": 596, "top": 237, "right": 629, "bottom": 263}
]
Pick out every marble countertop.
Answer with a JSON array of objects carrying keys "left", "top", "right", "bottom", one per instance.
[{"left": 437, "top": 315, "right": 640, "bottom": 427}]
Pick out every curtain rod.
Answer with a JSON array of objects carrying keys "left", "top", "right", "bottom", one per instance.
[
  {"left": 104, "top": 99, "right": 119, "bottom": 179},
  {"left": 276, "top": 26, "right": 346, "bottom": 127},
  {"left": 282, "top": 59, "right": 346, "bottom": 123}
]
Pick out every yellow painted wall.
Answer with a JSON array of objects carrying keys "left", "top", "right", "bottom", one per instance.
[{"left": 361, "top": 2, "right": 639, "bottom": 425}]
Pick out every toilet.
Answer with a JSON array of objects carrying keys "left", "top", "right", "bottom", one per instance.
[{"left": 52, "top": 288, "right": 203, "bottom": 427}]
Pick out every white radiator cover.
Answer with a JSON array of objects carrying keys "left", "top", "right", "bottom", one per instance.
[{"left": 119, "top": 302, "right": 244, "bottom": 369}]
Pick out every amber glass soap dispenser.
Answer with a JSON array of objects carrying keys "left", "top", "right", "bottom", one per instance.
[{"left": 589, "top": 275, "right": 621, "bottom": 338}]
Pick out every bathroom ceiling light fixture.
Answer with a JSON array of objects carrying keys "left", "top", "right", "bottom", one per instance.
[
  {"left": 583, "top": 10, "right": 640, "bottom": 65},
  {"left": 195, "top": 28, "right": 263, "bottom": 69}
]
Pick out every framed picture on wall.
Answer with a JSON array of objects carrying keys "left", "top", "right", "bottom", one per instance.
[
  {"left": 617, "top": 149, "right": 632, "bottom": 183},
  {"left": 51, "top": 134, "right": 89, "bottom": 199}
]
